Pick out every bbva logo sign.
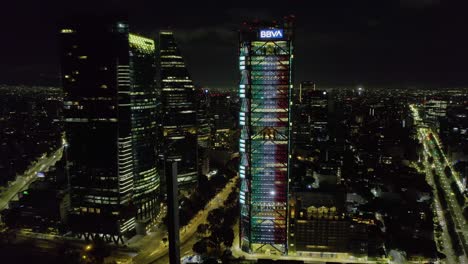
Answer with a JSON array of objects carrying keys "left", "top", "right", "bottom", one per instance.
[{"left": 259, "top": 29, "right": 284, "bottom": 39}]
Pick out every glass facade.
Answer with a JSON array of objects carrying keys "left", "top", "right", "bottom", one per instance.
[
  {"left": 196, "top": 88, "right": 211, "bottom": 176},
  {"left": 239, "top": 18, "right": 294, "bottom": 255},
  {"left": 129, "top": 34, "right": 160, "bottom": 233},
  {"left": 59, "top": 19, "right": 159, "bottom": 242},
  {"left": 158, "top": 31, "right": 198, "bottom": 188}
]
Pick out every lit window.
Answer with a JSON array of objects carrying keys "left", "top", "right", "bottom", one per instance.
[
  {"left": 100, "top": 84, "right": 108, "bottom": 89},
  {"left": 61, "top": 29, "right": 75, "bottom": 34}
]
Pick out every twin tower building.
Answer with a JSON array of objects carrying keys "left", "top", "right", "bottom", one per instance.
[
  {"left": 59, "top": 16, "right": 296, "bottom": 254},
  {"left": 59, "top": 18, "right": 198, "bottom": 243}
]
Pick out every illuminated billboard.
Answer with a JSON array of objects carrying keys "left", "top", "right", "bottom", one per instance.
[{"left": 259, "top": 29, "right": 284, "bottom": 39}]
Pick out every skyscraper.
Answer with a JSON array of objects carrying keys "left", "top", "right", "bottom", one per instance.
[
  {"left": 128, "top": 34, "right": 160, "bottom": 234},
  {"left": 158, "top": 30, "right": 198, "bottom": 190},
  {"left": 292, "top": 83, "right": 329, "bottom": 154},
  {"left": 59, "top": 17, "right": 159, "bottom": 242},
  {"left": 196, "top": 87, "right": 211, "bottom": 176},
  {"left": 239, "top": 17, "right": 294, "bottom": 254}
]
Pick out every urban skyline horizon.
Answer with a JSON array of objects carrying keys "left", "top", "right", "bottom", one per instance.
[
  {"left": 0, "top": 4, "right": 467, "bottom": 264},
  {"left": 1, "top": 2, "right": 467, "bottom": 89}
]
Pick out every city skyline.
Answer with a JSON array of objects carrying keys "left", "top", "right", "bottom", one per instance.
[{"left": 0, "top": 3, "right": 467, "bottom": 264}]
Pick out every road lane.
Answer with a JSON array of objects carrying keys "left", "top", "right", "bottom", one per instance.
[
  {"left": 0, "top": 147, "right": 63, "bottom": 211},
  {"left": 130, "top": 176, "right": 239, "bottom": 264}
]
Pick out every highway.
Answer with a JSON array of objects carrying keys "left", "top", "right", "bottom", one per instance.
[
  {"left": 130, "top": 176, "right": 239, "bottom": 264},
  {"left": 418, "top": 134, "right": 457, "bottom": 264},
  {"left": 410, "top": 104, "right": 468, "bottom": 263},
  {"left": 0, "top": 146, "right": 63, "bottom": 211}
]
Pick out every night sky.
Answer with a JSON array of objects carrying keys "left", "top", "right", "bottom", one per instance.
[{"left": 0, "top": 1, "right": 466, "bottom": 89}]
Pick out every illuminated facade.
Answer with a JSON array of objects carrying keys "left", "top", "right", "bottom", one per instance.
[
  {"left": 59, "top": 18, "right": 159, "bottom": 242},
  {"left": 128, "top": 34, "right": 160, "bottom": 234},
  {"left": 288, "top": 190, "right": 349, "bottom": 254},
  {"left": 158, "top": 30, "right": 198, "bottom": 188},
  {"left": 239, "top": 18, "right": 294, "bottom": 254}
]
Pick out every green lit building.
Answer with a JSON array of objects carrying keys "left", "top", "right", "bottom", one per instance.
[
  {"left": 239, "top": 17, "right": 294, "bottom": 255},
  {"left": 59, "top": 18, "right": 159, "bottom": 242},
  {"left": 128, "top": 34, "right": 160, "bottom": 234}
]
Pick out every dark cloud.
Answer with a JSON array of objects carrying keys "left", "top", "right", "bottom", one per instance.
[
  {"left": 0, "top": 2, "right": 466, "bottom": 88},
  {"left": 226, "top": 8, "right": 275, "bottom": 21},
  {"left": 400, "top": 0, "right": 440, "bottom": 8},
  {"left": 175, "top": 26, "right": 237, "bottom": 45}
]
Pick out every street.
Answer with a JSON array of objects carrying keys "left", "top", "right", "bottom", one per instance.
[
  {"left": 410, "top": 104, "right": 468, "bottom": 263},
  {"left": 129, "top": 176, "right": 239, "bottom": 264},
  {"left": 0, "top": 146, "right": 63, "bottom": 211}
]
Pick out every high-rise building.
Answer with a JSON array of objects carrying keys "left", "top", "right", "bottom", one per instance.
[
  {"left": 211, "top": 92, "right": 236, "bottom": 151},
  {"left": 297, "top": 81, "right": 315, "bottom": 104},
  {"left": 211, "top": 92, "right": 236, "bottom": 130},
  {"left": 158, "top": 30, "right": 198, "bottom": 189},
  {"left": 128, "top": 34, "right": 160, "bottom": 234},
  {"left": 292, "top": 82, "right": 328, "bottom": 149},
  {"left": 291, "top": 83, "right": 330, "bottom": 187},
  {"left": 239, "top": 17, "right": 294, "bottom": 254},
  {"left": 59, "top": 18, "right": 159, "bottom": 242},
  {"left": 196, "top": 87, "right": 211, "bottom": 176},
  {"left": 423, "top": 98, "right": 447, "bottom": 132}
]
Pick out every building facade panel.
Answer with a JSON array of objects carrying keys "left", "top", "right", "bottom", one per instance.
[
  {"left": 59, "top": 19, "right": 159, "bottom": 241},
  {"left": 158, "top": 31, "right": 198, "bottom": 188},
  {"left": 239, "top": 18, "right": 294, "bottom": 255}
]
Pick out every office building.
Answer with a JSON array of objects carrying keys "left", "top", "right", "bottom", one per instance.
[
  {"left": 211, "top": 92, "right": 236, "bottom": 130},
  {"left": 59, "top": 18, "right": 159, "bottom": 242},
  {"left": 288, "top": 188, "right": 349, "bottom": 254},
  {"left": 239, "top": 17, "right": 294, "bottom": 254},
  {"left": 158, "top": 30, "right": 198, "bottom": 189},
  {"left": 423, "top": 98, "right": 447, "bottom": 132},
  {"left": 297, "top": 81, "right": 315, "bottom": 104},
  {"left": 292, "top": 82, "right": 328, "bottom": 149},
  {"left": 128, "top": 33, "right": 160, "bottom": 233},
  {"left": 196, "top": 87, "right": 211, "bottom": 176}
]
